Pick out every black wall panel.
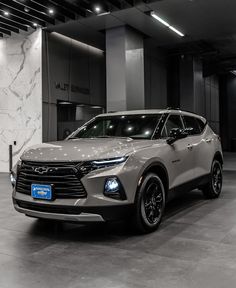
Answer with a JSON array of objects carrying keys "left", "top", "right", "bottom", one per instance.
[
  {"left": 220, "top": 74, "right": 236, "bottom": 151},
  {"left": 42, "top": 31, "right": 106, "bottom": 142}
]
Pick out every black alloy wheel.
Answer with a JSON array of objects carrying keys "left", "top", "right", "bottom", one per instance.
[
  {"left": 133, "top": 173, "right": 166, "bottom": 233},
  {"left": 212, "top": 161, "right": 223, "bottom": 195},
  {"left": 202, "top": 159, "right": 223, "bottom": 199}
]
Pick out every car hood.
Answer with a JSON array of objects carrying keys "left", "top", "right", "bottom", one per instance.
[{"left": 21, "top": 138, "right": 154, "bottom": 162}]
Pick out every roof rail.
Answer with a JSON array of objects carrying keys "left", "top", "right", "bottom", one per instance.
[
  {"left": 166, "top": 107, "right": 204, "bottom": 118},
  {"left": 179, "top": 109, "right": 203, "bottom": 117}
]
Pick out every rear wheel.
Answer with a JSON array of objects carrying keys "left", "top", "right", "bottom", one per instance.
[
  {"left": 201, "top": 159, "right": 223, "bottom": 199},
  {"left": 133, "top": 173, "right": 166, "bottom": 234}
]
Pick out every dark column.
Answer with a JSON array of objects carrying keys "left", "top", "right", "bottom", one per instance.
[{"left": 106, "top": 26, "right": 145, "bottom": 112}]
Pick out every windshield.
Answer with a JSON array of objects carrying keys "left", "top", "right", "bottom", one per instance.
[{"left": 70, "top": 114, "right": 162, "bottom": 140}]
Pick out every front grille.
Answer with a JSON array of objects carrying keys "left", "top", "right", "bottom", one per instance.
[{"left": 16, "top": 161, "right": 89, "bottom": 199}]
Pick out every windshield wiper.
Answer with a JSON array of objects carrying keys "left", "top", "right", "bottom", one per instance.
[
  {"left": 115, "top": 136, "right": 133, "bottom": 140},
  {"left": 96, "top": 136, "right": 113, "bottom": 138}
]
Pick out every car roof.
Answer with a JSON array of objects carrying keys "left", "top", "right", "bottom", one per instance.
[{"left": 98, "top": 109, "right": 206, "bottom": 122}]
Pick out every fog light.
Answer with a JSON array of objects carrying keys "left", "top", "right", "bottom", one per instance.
[
  {"left": 104, "top": 177, "right": 126, "bottom": 200},
  {"left": 105, "top": 178, "right": 119, "bottom": 193},
  {"left": 10, "top": 172, "right": 16, "bottom": 187}
]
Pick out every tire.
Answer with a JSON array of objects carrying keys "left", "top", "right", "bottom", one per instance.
[
  {"left": 132, "top": 173, "right": 166, "bottom": 234},
  {"left": 201, "top": 159, "right": 223, "bottom": 199}
]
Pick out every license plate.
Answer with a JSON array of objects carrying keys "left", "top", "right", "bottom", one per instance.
[{"left": 31, "top": 184, "right": 52, "bottom": 200}]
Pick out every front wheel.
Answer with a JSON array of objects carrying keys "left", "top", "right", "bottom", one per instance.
[
  {"left": 132, "top": 173, "right": 166, "bottom": 234},
  {"left": 201, "top": 160, "right": 223, "bottom": 199}
]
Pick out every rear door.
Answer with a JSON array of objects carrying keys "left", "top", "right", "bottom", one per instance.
[
  {"left": 182, "top": 115, "right": 214, "bottom": 179},
  {"left": 183, "top": 116, "right": 215, "bottom": 178},
  {"left": 161, "top": 114, "right": 194, "bottom": 189}
]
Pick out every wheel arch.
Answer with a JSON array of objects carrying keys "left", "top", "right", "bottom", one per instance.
[
  {"left": 213, "top": 151, "right": 223, "bottom": 166},
  {"left": 138, "top": 162, "right": 169, "bottom": 197}
]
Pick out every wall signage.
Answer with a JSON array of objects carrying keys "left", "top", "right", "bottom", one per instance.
[{"left": 55, "top": 82, "right": 90, "bottom": 95}]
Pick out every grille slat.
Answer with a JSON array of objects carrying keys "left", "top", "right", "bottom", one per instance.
[
  {"left": 20, "top": 172, "right": 77, "bottom": 180},
  {"left": 18, "top": 176, "right": 81, "bottom": 186},
  {"left": 16, "top": 161, "right": 87, "bottom": 199}
]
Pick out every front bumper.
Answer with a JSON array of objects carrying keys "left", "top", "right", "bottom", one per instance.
[
  {"left": 13, "top": 198, "right": 134, "bottom": 222},
  {"left": 12, "top": 158, "right": 140, "bottom": 222}
]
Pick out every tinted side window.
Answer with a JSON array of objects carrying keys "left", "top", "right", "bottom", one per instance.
[
  {"left": 196, "top": 118, "right": 206, "bottom": 133},
  {"left": 162, "top": 115, "right": 184, "bottom": 137},
  {"left": 183, "top": 116, "right": 201, "bottom": 135}
]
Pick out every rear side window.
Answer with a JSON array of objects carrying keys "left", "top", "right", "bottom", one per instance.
[
  {"left": 161, "top": 115, "right": 184, "bottom": 137},
  {"left": 183, "top": 116, "right": 201, "bottom": 135},
  {"left": 196, "top": 118, "right": 206, "bottom": 133}
]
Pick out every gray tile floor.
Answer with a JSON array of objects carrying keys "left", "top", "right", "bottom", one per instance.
[{"left": 1, "top": 153, "right": 236, "bottom": 288}]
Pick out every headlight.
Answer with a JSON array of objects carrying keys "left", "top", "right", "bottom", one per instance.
[
  {"left": 10, "top": 159, "right": 22, "bottom": 188},
  {"left": 92, "top": 156, "right": 128, "bottom": 166},
  {"left": 77, "top": 157, "right": 128, "bottom": 178},
  {"left": 10, "top": 172, "right": 16, "bottom": 187},
  {"left": 104, "top": 177, "right": 126, "bottom": 200}
]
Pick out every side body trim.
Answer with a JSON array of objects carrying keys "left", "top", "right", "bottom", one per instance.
[{"left": 168, "top": 174, "right": 210, "bottom": 202}]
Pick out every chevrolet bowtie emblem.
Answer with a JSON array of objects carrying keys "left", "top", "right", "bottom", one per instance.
[
  {"left": 34, "top": 167, "right": 49, "bottom": 174},
  {"left": 37, "top": 191, "right": 47, "bottom": 196}
]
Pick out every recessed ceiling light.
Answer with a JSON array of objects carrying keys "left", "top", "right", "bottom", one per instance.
[
  {"left": 3, "top": 11, "right": 9, "bottom": 16},
  {"left": 24, "top": 7, "right": 30, "bottom": 13},
  {"left": 33, "top": 23, "right": 38, "bottom": 27},
  {"left": 48, "top": 8, "right": 54, "bottom": 15},
  {"left": 59, "top": 101, "right": 72, "bottom": 105},
  {"left": 94, "top": 6, "right": 101, "bottom": 13},
  {"left": 150, "top": 11, "right": 185, "bottom": 37},
  {"left": 91, "top": 106, "right": 102, "bottom": 109}
]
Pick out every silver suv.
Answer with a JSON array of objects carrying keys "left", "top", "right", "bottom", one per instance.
[{"left": 11, "top": 109, "right": 223, "bottom": 233}]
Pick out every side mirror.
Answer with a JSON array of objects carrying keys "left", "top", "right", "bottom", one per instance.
[{"left": 167, "top": 128, "right": 188, "bottom": 145}]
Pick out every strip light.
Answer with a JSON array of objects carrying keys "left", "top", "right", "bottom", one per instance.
[{"left": 150, "top": 11, "right": 185, "bottom": 37}]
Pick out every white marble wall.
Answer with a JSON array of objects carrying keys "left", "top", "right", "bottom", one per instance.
[{"left": 0, "top": 29, "right": 42, "bottom": 172}]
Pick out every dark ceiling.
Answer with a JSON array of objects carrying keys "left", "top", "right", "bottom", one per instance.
[
  {"left": 0, "top": 0, "right": 138, "bottom": 37},
  {"left": 51, "top": 0, "right": 236, "bottom": 74},
  {"left": 1, "top": 0, "right": 236, "bottom": 74}
]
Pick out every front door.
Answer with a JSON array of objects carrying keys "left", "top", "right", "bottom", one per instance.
[{"left": 161, "top": 114, "right": 195, "bottom": 189}]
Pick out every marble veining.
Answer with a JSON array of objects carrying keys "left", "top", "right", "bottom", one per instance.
[{"left": 0, "top": 29, "right": 42, "bottom": 172}]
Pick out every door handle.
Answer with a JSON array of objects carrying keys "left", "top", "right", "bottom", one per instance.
[
  {"left": 206, "top": 138, "right": 212, "bottom": 143},
  {"left": 187, "top": 144, "right": 193, "bottom": 150}
]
